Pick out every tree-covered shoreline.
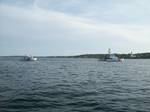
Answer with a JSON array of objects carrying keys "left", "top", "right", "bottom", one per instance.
[
  {"left": 67, "top": 53, "right": 150, "bottom": 59},
  {"left": 1, "top": 53, "right": 150, "bottom": 59}
]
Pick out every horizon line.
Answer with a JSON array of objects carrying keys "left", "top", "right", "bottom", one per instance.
[{"left": 0, "top": 52, "right": 150, "bottom": 57}]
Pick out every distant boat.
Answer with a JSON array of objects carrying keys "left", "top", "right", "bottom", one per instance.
[
  {"left": 101, "top": 49, "right": 124, "bottom": 62},
  {"left": 130, "top": 51, "right": 136, "bottom": 58},
  {"left": 23, "top": 55, "right": 37, "bottom": 61}
]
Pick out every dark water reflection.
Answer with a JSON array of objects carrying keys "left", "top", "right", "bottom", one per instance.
[{"left": 0, "top": 58, "right": 150, "bottom": 112}]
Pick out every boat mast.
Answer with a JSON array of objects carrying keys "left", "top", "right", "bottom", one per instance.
[{"left": 108, "top": 48, "right": 111, "bottom": 55}]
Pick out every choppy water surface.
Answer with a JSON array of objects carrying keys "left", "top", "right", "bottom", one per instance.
[{"left": 0, "top": 57, "right": 150, "bottom": 112}]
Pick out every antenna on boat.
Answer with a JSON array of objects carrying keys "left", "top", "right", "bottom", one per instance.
[{"left": 108, "top": 48, "right": 111, "bottom": 55}]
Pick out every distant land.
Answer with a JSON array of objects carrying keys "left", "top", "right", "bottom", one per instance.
[
  {"left": 1, "top": 52, "right": 150, "bottom": 59},
  {"left": 38, "top": 52, "right": 150, "bottom": 59},
  {"left": 69, "top": 52, "right": 150, "bottom": 59}
]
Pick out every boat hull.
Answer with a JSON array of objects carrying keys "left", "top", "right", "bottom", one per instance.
[
  {"left": 99, "top": 58, "right": 124, "bottom": 62},
  {"left": 106, "top": 58, "right": 124, "bottom": 62},
  {"left": 24, "top": 56, "right": 37, "bottom": 61}
]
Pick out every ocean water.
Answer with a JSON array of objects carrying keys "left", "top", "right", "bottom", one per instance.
[{"left": 0, "top": 57, "right": 150, "bottom": 112}]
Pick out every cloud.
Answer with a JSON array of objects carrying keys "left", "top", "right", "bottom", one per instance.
[
  {"left": 0, "top": 1, "right": 150, "bottom": 55},
  {"left": 1, "top": 3, "right": 149, "bottom": 41}
]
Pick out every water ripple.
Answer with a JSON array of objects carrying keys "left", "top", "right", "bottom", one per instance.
[{"left": 0, "top": 58, "right": 150, "bottom": 112}]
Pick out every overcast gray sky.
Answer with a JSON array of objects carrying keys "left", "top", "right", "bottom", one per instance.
[{"left": 0, "top": 0, "right": 150, "bottom": 56}]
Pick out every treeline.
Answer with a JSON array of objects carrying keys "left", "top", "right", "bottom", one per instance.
[
  {"left": 2, "top": 53, "right": 150, "bottom": 59},
  {"left": 70, "top": 53, "right": 150, "bottom": 59}
]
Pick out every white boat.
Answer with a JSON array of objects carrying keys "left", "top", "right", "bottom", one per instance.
[
  {"left": 23, "top": 56, "right": 37, "bottom": 61},
  {"left": 102, "top": 49, "right": 124, "bottom": 62}
]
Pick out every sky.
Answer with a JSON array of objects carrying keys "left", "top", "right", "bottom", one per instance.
[{"left": 0, "top": 0, "right": 150, "bottom": 56}]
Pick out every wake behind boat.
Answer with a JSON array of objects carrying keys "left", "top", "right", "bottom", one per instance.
[{"left": 23, "top": 55, "right": 37, "bottom": 61}]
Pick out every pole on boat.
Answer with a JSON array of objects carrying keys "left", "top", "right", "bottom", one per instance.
[{"left": 108, "top": 48, "right": 111, "bottom": 55}]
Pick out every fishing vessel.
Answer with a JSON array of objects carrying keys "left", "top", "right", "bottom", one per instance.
[
  {"left": 102, "top": 49, "right": 124, "bottom": 62},
  {"left": 23, "top": 55, "right": 37, "bottom": 61}
]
